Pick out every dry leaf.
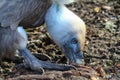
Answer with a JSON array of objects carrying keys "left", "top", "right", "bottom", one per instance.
[
  {"left": 116, "top": 64, "right": 120, "bottom": 67},
  {"left": 97, "top": 67, "right": 106, "bottom": 78},
  {"left": 91, "top": 76, "right": 99, "bottom": 80},
  {"left": 102, "top": 6, "right": 111, "bottom": 10},
  {"left": 94, "top": 7, "right": 100, "bottom": 12}
]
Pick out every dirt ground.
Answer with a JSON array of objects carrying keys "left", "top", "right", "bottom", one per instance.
[{"left": 0, "top": 0, "right": 120, "bottom": 80}]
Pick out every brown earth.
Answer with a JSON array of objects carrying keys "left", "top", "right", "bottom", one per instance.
[{"left": 0, "top": 0, "right": 120, "bottom": 80}]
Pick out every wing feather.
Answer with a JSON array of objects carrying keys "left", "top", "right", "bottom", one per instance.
[{"left": 0, "top": 0, "right": 51, "bottom": 28}]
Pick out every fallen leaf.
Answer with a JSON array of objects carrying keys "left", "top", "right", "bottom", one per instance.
[
  {"left": 104, "top": 21, "right": 117, "bottom": 32},
  {"left": 91, "top": 76, "right": 99, "bottom": 80},
  {"left": 116, "top": 64, "right": 120, "bottom": 67},
  {"left": 94, "top": 7, "right": 100, "bottom": 12},
  {"left": 97, "top": 67, "right": 106, "bottom": 78},
  {"left": 102, "top": 6, "right": 112, "bottom": 10}
]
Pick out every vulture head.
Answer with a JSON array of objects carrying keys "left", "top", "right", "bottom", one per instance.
[{"left": 45, "top": 0, "right": 86, "bottom": 64}]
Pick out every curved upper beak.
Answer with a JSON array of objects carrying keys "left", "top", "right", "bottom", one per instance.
[
  {"left": 62, "top": 39, "right": 84, "bottom": 64},
  {"left": 67, "top": 50, "right": 84, "bottom": 64}
]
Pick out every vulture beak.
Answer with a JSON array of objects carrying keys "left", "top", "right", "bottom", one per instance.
[
  {"left": 60, "top": 33, "right": 85, "bottom": 64},
  {"left": 62, "top": 38, "right": 83, "bottom": 64}
]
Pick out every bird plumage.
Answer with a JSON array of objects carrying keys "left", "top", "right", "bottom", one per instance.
[
  {"left": 0, "top": 0, "right": 86, "bottom": 71},
  {"left": 0, "top": 0, "right": 51, "bottom": 60},
  {"left": 45, "top": 0, "right": 86, "bottom": 64},
  {"left": 0, "top": 0, "right": 51, "bottom": 29},
  {"left": 52, "top": 0, "right": 78, "bottom": 4},
  {"left": 45, "top": 2, "right": 86, "bottom": 47}
]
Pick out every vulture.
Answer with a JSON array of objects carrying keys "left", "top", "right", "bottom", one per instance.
[{"left": 0, "top": 0, "right": 86, "bottom": 72}]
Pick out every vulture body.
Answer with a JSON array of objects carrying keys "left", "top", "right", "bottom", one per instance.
[
  {"left": 0, "top": 0, "right": 51, "bottom": 60},
  {"left": 0, "top": 0, "right": 86, "bottom": 72}
]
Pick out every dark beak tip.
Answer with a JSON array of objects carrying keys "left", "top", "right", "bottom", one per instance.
[
  {"left": 76, "top": 59, "right": 85, "bottom": 64},
  {"left": 69, "top": 59, "right": 85, "bottom": 65}
]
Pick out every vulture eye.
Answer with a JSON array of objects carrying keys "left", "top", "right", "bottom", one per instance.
[{"left": 71, "top": 38, "right": 78, "bottom": 44}]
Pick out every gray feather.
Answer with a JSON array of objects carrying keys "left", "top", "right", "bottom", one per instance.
[{"left": 0, "top": 0, "right": 51, "bottom": 28}]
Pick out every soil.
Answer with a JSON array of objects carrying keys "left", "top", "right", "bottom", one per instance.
[{"left": 0, "top": 0, "right": 120, "bottom": 80}]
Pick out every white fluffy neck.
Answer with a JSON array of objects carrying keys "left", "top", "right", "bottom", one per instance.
[
  {"left": 52, "top": 0, "right": 78, "bottom": 4},
  {"left": 45, "top": 0, "right": 85, "bottom": 46}
]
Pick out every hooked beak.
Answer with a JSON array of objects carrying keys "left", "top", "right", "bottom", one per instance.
[{"left": 62, "top": 38, "right": 84, "bottom": 64}]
